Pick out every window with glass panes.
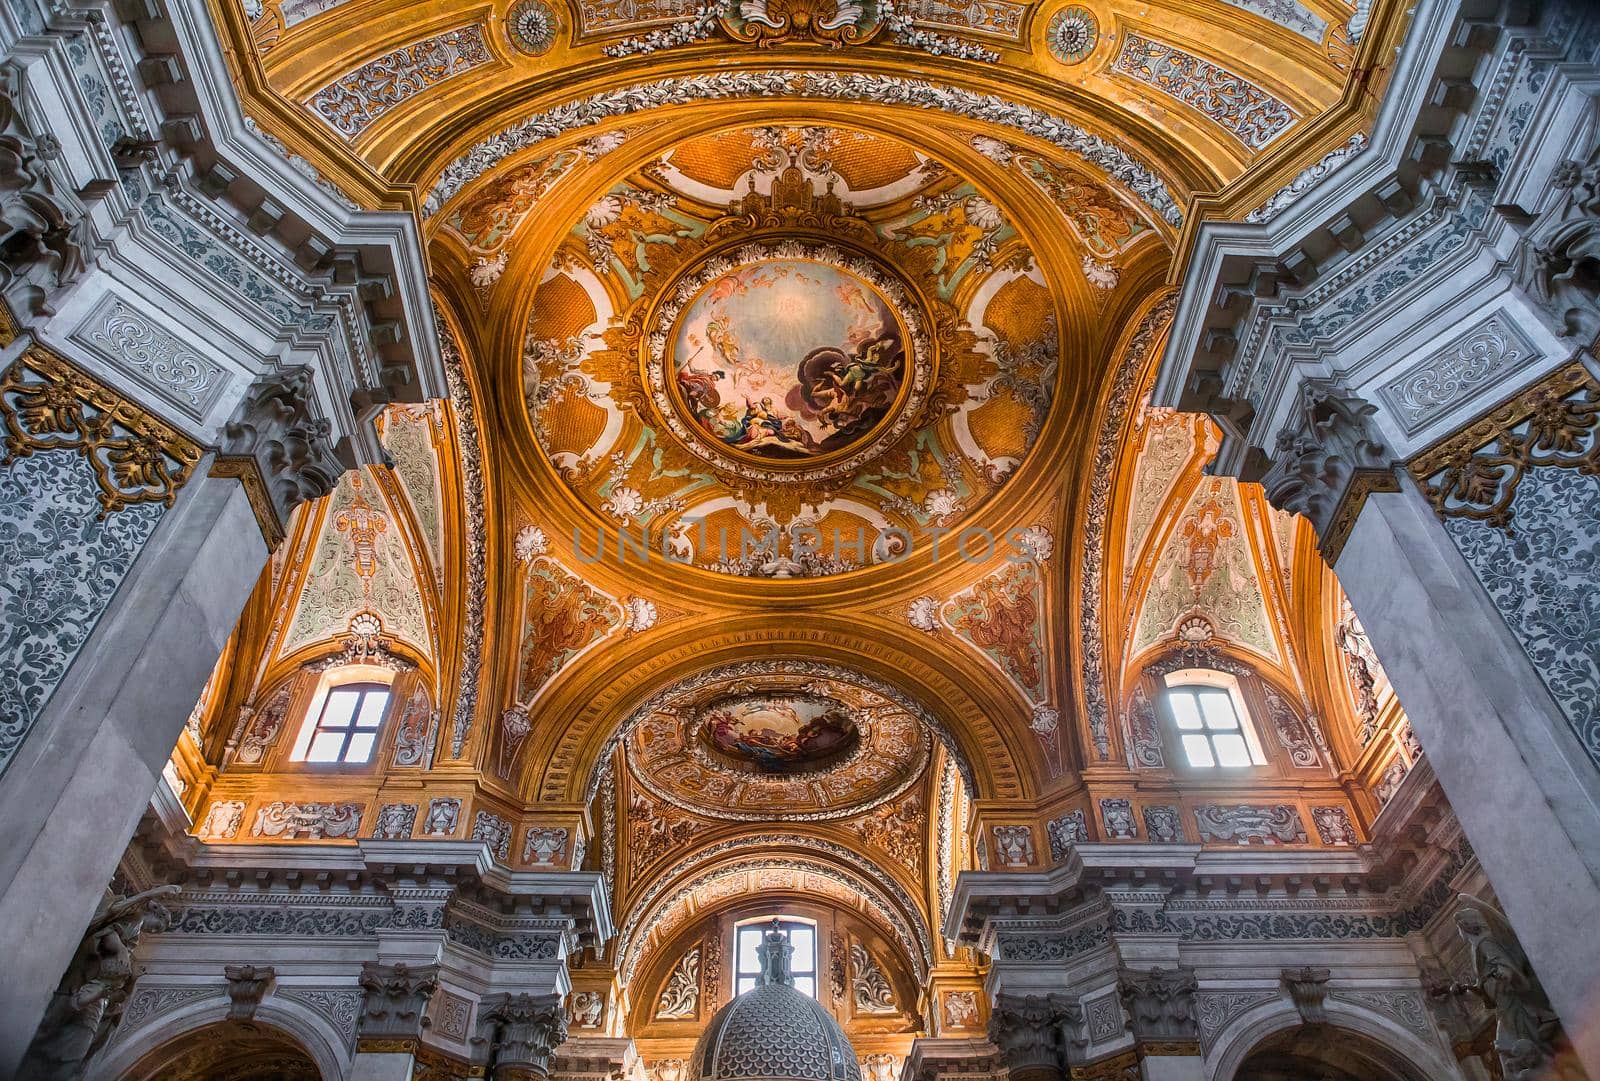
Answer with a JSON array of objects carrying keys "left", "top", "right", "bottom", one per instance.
[
  {"left": 1165, "top": 683, "right": 1264, "bottom": 768},
  {"left": 293, "top": 683, "right": 390, "bottom": 764},
  {"left": 734, "top": 918, "right": 817, "bottom": 999}
]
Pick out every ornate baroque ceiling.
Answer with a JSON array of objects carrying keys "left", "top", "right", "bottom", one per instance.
[{"left": 173, "top": 0, "right": 1423, "bottom": 1066}]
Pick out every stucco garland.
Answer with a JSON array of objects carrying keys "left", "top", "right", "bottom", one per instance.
[
  {"left": 423, "top": 71, "right": 1184, "bottom": 227},
  {"left": 1076, "top": 293, "right": 1176, "bottom": 760}
]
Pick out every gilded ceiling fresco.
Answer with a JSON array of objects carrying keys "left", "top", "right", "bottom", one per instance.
[
  {"left": 522, "top": 124, "right": 1057, "bottom": 575},
  {"left": 169, "top": 3, "right": 1407, "bottom": 1069}
]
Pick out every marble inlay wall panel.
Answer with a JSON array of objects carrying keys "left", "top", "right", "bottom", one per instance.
[
  {"left": 1442, "top": 463, "right": 1600, "bottom": 770},
  {"left": 0, "top": 448, "right": 165, "bottom": 775}
]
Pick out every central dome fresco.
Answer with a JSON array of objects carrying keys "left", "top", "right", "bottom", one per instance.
[
  {"left": 667, "top": 256, "right": 910, "bottom": 464},
  {"left": 520, "top": 123, "right": 1064, "bottom": 577}
]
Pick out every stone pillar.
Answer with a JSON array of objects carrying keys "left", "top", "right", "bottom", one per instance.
[
  {"left": 353, "top": 961, "right": 439, "bottom": 1081},
  {"left": 986, "top": 994, "right": 1070, "bottom": 1081},
  {"left": 1117, "top": 968, "right": 1203, "bottom": 1081},
  {"left": 1260, "top": 377, "right": 1600, "bottom": 1078},
  {"left": 0, "top": 359, "right": 345, "bottom": 1076},
  {"left": 478, "top": 993, "right": 568, "bottom": 1081}
]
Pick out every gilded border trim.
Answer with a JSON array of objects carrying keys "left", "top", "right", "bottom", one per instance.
[
  {"left": 1321, "top": 468, "right": 1401, "bottom": 565},
  {"left": 1, "top": 345, "right": 203, "bottom": 513},
  {"left": 1405, "top": 362, "right": 1600, "bottom": 530}
]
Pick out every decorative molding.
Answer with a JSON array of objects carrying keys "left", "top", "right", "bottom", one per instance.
[
  {"left": 1192, "top": 804, "right": 1307, "bottom": 845},
  {"left": 1194, "top": 990, "right": 1277, "bottom": 1051},
  {"left": 198, "top": 800, "right": 246, "bottom": 840},
  {"left": 1408, "top": 363, "right": 1598, "bottom": 528},
  {"left": 223, "top": 964, "right": 275, "bottom": 1021},
  {"left": 471, "top": 810, "right": 514, "bottom": 861},
  {"left": 1080, "top": 296, "right": 1177, "bottom": 759},
  {"left": 1380, "top": 313, "right": 1541, "bottom": 434},
  {"left": 70, "top": 295, "right": 230, "bottom": 421},
  {"left": 1100, "top": 798, "right": 1137, "bottom": 840},
  {"left": 251, "top": 801, "right": 363, "bottom": 840},
  {"left": 1245, "top": 134, "right": 1367, "bottom": 224},
  {"left": 372, "top": 803, "right": 418, "bottom": 840},
  {"left": 1281, "top": 966, "right": 1330, "bottom": 1025},
  {"left": 991, "top": 824, "right": 1036, "bottom": 866},
  {"left": 655, "top": 946, "right": 700, "bottom": 1019},
  {"left": 850, "top": 942, "right": 897, "bottom": 1014},
  {"left": 424, "top": 797, "right": 461, "bottom": 836},
  {"left": 1046, "top": 810, "right": 1088, "bottom": 861},
  {"left": 1310, "top": 806, "right": 1357, "bottom": 846},
  {"left": 0, "top": 72, "right": 92, "bottom": 322},
  {"left": 436, "top": 316, "right": 487, "bottom": 759},
  {"left": 523, "top": 825, "right": 570, "bottom": 867},
  {"left": 1141, "top": 805, "right": 1183, "bottom": 843},
  {"left": 2, "top": 347, "right": 202, "bottom": 513},
  {"left": 424, "top": 73, "right": 1182, "bottom": 227},
  {"left": 308, "top": 26, "right": 494, "bottom": 139},
  {"left": 1111, "top": 34, "right": 1295, "bottom": 150}
]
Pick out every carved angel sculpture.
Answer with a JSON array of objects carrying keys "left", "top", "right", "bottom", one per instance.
[
  {"left": 1453, "top": 897, "right": 1565, "bottom": 1081},
  {"left": 19, "top": 885, "right": 180, "bottom": 1081}
]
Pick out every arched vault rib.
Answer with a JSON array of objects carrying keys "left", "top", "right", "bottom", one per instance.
[
  {"left": 524, "top": 616, "right": 1035, "bottom": 805},
  {"left": 615, "top": 833, "right": 934, "bottom": 986}
]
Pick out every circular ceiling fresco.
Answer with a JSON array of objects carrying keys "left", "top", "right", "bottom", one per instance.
[
  {"left": 624, "top": 661, "right": 931, "bottom": 820},
  {"left": 668, "top": 257, "right": 909, "bottom": 464},
  {"left": 521, "top": 123, "right": 1061, "bottom": 577}
]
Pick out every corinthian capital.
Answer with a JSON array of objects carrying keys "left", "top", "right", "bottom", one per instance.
[
  {"left": 0, "top": 70, "right": 91, "bottom": 323},
  {"left": 987, "top": 993, "right": 1076, "bottom": 1079},
  {"left": 1259, "top": 379, "right": 1396, "bottom": 562},
  {"left": 478, "top": 992, "right": 568, "bottom": 1081},
  {"left": 357, "top": 961, "right": 439, "bottom": 1041},
  {"left": 218, "top": 367, "right": 353, "bottom": 545}
]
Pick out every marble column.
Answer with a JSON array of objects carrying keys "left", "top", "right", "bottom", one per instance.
[
  {"left": 1118, "top": 968, "right": 1202, "bottom": 1081},
  {"left": 478, "top": 993, "right": 568, "bottom": 1081},
  {"left": 0, "top": 356, "right": 347, "bottom": 1075},
  {"left": 1336, "top": 478, "right": 1600, "bottom": 1074},
  {"left": 0, "top": 464, "right": 267, "bottom": 1075}
]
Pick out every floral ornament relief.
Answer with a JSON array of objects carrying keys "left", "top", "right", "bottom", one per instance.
[
  {"left": 1046, "top": 5, "right": 1097, "bottom": 65},
  {"left": 507, "top": 0, "right": 559, "bottom": 54}
]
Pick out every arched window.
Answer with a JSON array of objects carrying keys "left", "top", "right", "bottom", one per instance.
[
  {"left": 288, "top": 672, "right": 392, "bottom": 765},
  {"left": 734, "top": 917, "right": 817, "bottom": 999},
  {"left": 1162, "top": 669, "right": 1266, "bottom": 769}
]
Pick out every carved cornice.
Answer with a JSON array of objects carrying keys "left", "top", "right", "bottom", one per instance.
[{"left": 1, "top": 346, "right": 203, "bottom": 512}]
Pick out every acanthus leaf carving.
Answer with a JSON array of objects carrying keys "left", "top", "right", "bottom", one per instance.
[
  {"left": 218, "top": 367, "right": 354, "bottom": 545},
  {"left": 1258, "top": 379, "right": 1395, "bottom": 562},
  {"left": 655, "top": 946, "right": 700, "bottom": 1020},
  {"left": 849, "top": 942, "right": 896, "bottom": 1014}
]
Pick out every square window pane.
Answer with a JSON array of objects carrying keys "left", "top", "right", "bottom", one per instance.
[
  {"left": 794, "top": 976, "right": 815, "bottom": 998},
  {"left": 1198, "top": 690, "right": 1239, "bottom": 730},
  {"left": 345, "top": 732, "right": 376, "bottom": 763},
  {"left": 1181, "top": 734, "right": 1215, "bottom": 768},
  {"left": 307, "top": 731, "right": 346, "bottom": 762},
  {"left": 736, "top": 976, "right": 756, "bottom": 997},
  {"left": 355, "top": 691, "right": 389, "bottom": 727},
  {"left": 1213, "top": 733, "right": 1252, "bottom": 767},
  {"left": 1169, "top": 693, "right": 1203, "bottom": 729},
  {"left": 740, "top": 929, "right": 762, "bottom": 969},
  {"left": 790, "top": 927, "right": 814, "bottom": 964},
  {"left": 320, "top": 689, "right": 359, "bottom": 730}
]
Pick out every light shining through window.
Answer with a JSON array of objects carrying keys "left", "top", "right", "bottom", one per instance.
[{"left": 734, "top": 918, "right": 817, "bottom": 999}]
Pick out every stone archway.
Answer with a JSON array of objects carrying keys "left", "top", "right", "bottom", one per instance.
[
  {"left": 1233, "top": 1025, "right": 1442, "bottom": 1081},
  {"left": 117, "top": 1021, "right": 321, "bottom": 1081}
]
